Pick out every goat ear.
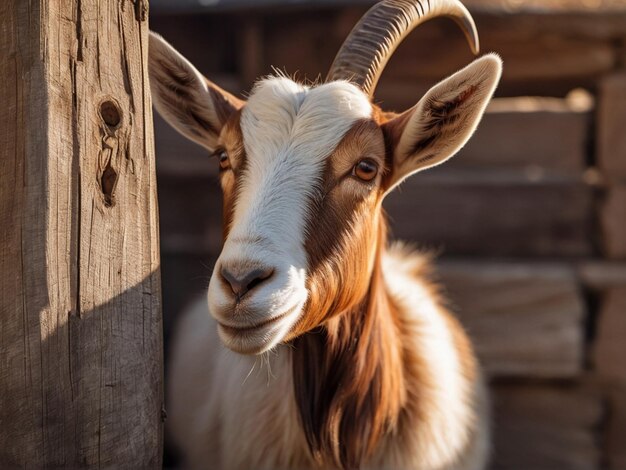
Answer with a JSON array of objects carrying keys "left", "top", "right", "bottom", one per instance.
[
  {"left": 148, "top": 32, "right": 244, "bottom": 151},
  {"left": 382, "top": 54, "right": 502, "bottom": 193}
]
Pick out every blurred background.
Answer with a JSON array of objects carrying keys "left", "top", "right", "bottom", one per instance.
[{"left": 150, "top": 1, "right": 626, "bottom": 468}]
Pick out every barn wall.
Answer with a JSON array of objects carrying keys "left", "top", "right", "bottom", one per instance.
[{"left": 150, "top": 5, "right": 626, "bottom": 469}]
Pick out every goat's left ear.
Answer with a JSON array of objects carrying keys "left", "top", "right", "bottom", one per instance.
[{"left": 382, "top": 54, "right": 502, "bottom": 193}]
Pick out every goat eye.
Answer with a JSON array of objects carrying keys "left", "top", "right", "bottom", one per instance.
[
  {"left": 353, "top": 158, "right": 378, "bottom": 182},
  {"left": 215, "top": 149, "right": 230, "bottom": 170}
]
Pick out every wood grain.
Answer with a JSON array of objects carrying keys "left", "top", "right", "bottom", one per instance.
[
  {"left": 597, "top": 73, "right": 626, "bottom": 182},
  {"left": 450, "top": 97, "right": 590, "bottom": 177},
  {"left": 601, "top": 186, "right": 626, "bottom": 259},
  {"left": 384, "top": 177, "right": 594, "bottom": 257},
  {"left": 438, "top": 262, "right": 585, "bottom": 378},
  {"left": 593, "top": 288, "right": 626, "bottom": 382},
  {"left": 605, "top": 383, "right": 626, "bottom": 470},
  {"left": 0, "top": 0, "right": 163, "bottom": 466},
  {"left": 491, "top": 384, "right": 603, "bottom": 470},
  {"left": 593, "top": 288, "right": 626, "bottom": 469}
]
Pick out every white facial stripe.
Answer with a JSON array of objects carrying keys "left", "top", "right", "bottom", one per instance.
[
  {"left": 208, "top": 77, "right": 373, "bottom": 353},
  {"left": 230, "top": 77, "right": 372, "bottom": 263}
]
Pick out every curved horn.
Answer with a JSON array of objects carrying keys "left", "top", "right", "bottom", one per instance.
[{"left": 326, "top": 0, "right": 479, "bottom": 96}]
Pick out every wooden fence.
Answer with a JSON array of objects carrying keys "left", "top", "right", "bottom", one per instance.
[{"left": 151, "top": 3, "right": 626, "bottom": 469}]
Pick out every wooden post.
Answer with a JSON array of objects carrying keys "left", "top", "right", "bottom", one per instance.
[{"left": 0, "top": 0, "right": 163, "bottom": 467}]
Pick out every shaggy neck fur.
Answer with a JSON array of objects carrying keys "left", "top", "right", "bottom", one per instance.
[{"left": 292, "top": 217, "right": 414, "bottom": 470}]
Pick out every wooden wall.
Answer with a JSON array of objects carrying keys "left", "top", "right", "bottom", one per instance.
[{"left": 151, "top": 5, "right": 626, "bottom": 469}]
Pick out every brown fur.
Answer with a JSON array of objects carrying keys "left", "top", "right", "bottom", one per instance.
[
  {"left": 152, "top": 26, "right": 501, "bottom": 470},
  {"left": 293, "top": 221, "right": 408, "bottom": 470},
  {"left": 214, "top": 110, "right": 482, "bottom": 469},
  {"left": 217, "top": 111, "right": 247, "bottom": 239}
]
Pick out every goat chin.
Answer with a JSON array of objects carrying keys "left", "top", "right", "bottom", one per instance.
[{"left": 167, "top": 249, "right": 490, "bottom": 470}]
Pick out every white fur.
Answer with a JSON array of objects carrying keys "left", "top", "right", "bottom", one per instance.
[
  {"left": 151, "top": 26, "right": 499, "bottom": 470},
  {"left": 168, "top": 248, "right": 488, "bottom": 470},
  {"left": 208, "top": 77, "right": 373, "bottom": 354},
  {"left": 377, "top": 245, "right": 489, "bottom": 469}
]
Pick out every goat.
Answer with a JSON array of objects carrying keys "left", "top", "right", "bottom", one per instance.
[{"left": 149, "top": 1, "right": 501, "bottom": 468}]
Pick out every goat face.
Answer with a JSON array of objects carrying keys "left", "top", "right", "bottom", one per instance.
[
  {"left": 148, "top": 3, "right": 501, "bottom": 354},
  {"left": 210, "top": 78, "right": 385, "bottom": 354}
]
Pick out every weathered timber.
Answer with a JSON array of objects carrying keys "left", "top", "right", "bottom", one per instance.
[
  {"left": 372, "top": 94, "right": 593, "bottom": 176},
  {"left": 474, "top": 10, "right": 626, "bottom": 40},
  {"left": 0, "top": 0, "right": 163, "bottom": 467},
  {"left": 451, "top": 96, "right": 591, "bottom": 176},
  {"left": 384, "top": 177, "right": 594, "bottom": 257},
  {"left": 597, "top": 73, "right": 626, "bottom": 181},
  {"left": 605, "top": 383, "right": 626, "bottom": 470},
  {"left": 593, "top": 288, "right": 626, "bottom": 469},
  {"left": 593, "top": 288, "right": 626, "bottom": 382},
  {"left": 438, "top": 263, "right": 585, "bottom": 378},
  {"left": 578, "top": 261, "right": 626, "bottom": 290},
  {"left": 491, "top": 384, "right": 603, "bottom": 470},
  {"left": 601, "top": 186, "right": 626, "bottom": 259}
]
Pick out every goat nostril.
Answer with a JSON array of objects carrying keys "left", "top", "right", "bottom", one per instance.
[
  {"left": 245, "top": 267, "right": 274, "bottom": 292},
  {"left": 220, "top": 266, "right": 274, "bottom": 301}
]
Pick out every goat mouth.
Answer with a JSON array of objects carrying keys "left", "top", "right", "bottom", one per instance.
[{"left": 217, "top": 304, "right": 297, "bottom": 336}]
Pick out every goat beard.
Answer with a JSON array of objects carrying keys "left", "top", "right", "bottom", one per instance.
[{"left": 291, "top": 263, "right": 406, "bottom": 470}]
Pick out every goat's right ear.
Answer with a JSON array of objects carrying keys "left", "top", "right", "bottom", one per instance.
[{"left": 148, "top": 32, "right": 244, "bottom": 151}]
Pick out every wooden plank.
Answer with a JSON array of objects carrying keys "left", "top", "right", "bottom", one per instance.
[
  {"left": 491, "top": 384, "right": 603, "bottom": 470},
  {"left": 578, "top": 261, "right": 626, "bottom": 290},
  {"left": 374, "top": 95, "right": 591, "bottom": 178},
  {"left": 384, "top": 178, "right": 594, "bottom": 257},
  {"left": 587, "top": 286, "right": 626, "bottom": 469},
  {"left": 605, "top": 384, "right": 626, "bottom": 470},
  {"left": 0, "top": 1, "right": 163, "bottom": 467},
  {"left": 597, "top": 73, "right": 626, "bottom": 181},
  {"left": 475, "top": 10, "right": 626, "bottom": 41},
  {"left": 601, "top": 186, "right": 626, "bottom": 259},
  {"left": 453, "top": 96, "right": 590, "bottom": 176},
  {"left": 438, "top": 263, "right": 585, "bottom": 378},
  {"left": 593, "top": 288, "right": 626, "bottom": 382}
]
